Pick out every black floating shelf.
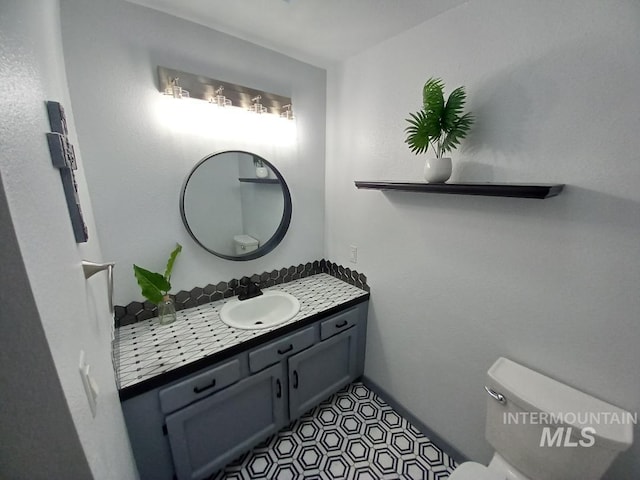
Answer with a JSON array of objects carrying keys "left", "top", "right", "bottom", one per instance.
[
  {"left": 238, "top": 178, "right": 280, "bottom": 184},
  {"left": 354, "top": 181, "right": 564, "bottom": 199}
]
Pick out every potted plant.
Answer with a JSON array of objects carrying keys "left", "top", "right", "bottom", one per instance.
[
  {"left": 253, "top": 156, "right": 269, "bottom": 178},
  {"left": 133, "top": 243, "right": 182, "bottom": 325},
  {"left": 404, "top": 77, "right": 474, "bottom": 183}
]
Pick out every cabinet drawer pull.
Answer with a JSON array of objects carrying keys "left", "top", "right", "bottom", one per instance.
[
  {"left": 293, "top": 370, "right": 299, "bottom": 389},
  {"left": 276, "top": 379, "right": 282, "bottom": 398},
  {"left": 277, "top": 344, "right": 294, "bottom": 355},
  {"left": 335, "top": 320, "right": 348, "bottom": 328},
  {"left": 193, "top": 378, "right": 216, "bottom": 394}
]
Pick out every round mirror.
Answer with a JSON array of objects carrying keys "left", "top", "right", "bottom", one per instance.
[{"left": 180, "top": 151, "right": 292, "bottom": 261}]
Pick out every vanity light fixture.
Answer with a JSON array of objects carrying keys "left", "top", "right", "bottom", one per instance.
[
  {"left": 157, "top": 66, "right": 292, "bottom": 118},
  {"left": 163, "top": 77, "right": 189, "bottom": 99},
  {"left": 280, "top": 104, "right": 295, "bottom": 121},
  {"left": 248, "top": 96, "right": 268, "bottom": 115},
  {"left": 209, "top": 86, "right": 232, "bottom": 107}
]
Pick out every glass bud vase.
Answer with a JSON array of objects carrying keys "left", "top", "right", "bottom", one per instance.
[{"left": 157, "top": 295, "right": 177, "bottom": 325}]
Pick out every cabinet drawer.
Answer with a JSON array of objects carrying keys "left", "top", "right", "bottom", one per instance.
[
  {"left": 320, "top": 307, "right": 359, "bottom": 340},
  {"left": 249, "top": 327, "right": 315, "bottom": 373},
  {"left": 159, "top": 359, "right": 240, "bottom": 414}
]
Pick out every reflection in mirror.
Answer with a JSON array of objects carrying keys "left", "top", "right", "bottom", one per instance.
[{"left": 180, "top": 151, "right": 292, "bottom": 261}]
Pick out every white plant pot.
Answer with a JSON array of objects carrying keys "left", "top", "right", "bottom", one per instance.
[
  {"left": 424, "top": 157, "right": 452, "bottom": 183},
  {"left": 255, "top": 166, "right": 269, "bottom": 178}
]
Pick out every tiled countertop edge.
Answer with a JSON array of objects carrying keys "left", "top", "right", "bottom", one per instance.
[{"left": 117, "top": 293, "right": 369, "bottom": 401}]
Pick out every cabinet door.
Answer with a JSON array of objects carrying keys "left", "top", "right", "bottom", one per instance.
[
  {"left": 288, "top": 327, "right": 358, "bottom": 419},
  {"left": 165, "top": 364, "right": 285, "bottom": 480}
]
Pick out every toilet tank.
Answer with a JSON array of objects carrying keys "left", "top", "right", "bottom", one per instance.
[
  {"left": 485, "top": 358, "right": 633, "bottom": 480},
  {"left": 233, "top": 234, "right": 259, "bottom": 255}
]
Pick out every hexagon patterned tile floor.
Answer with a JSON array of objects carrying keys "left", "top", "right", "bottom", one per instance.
[{"left": 210, "top": 382, "right": 457, "bottom": 480}]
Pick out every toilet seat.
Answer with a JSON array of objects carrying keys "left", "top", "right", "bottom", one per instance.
[{"left": 449, "top": 462, "right": 506, "bottom": 480}]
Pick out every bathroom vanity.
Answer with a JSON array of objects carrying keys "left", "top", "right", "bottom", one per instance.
[{"left": 115, "top": 273, "right": 369, "bottom": 480}]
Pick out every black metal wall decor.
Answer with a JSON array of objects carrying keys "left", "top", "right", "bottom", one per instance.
[{"left": 45, "top": 101, "right": 88, "bottom": 243}]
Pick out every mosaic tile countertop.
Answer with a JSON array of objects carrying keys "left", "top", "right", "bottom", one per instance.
[{"left": 114, "top": 273, "right": 368, "bottom": 393}]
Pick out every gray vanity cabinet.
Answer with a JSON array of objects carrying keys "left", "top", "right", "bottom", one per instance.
[
  {"left": 165, "top": 364, "right": 285, "bottom": 480},
  {"left": 288, "top": 325, "right": 358, "bottom": 419},
  {"left": 121, "top": 301, "right": 368, "bottom": 480}
]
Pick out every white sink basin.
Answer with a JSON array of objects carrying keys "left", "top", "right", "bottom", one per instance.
[{"left": 219, "top": 290, "right": 300, "bottom": 330}]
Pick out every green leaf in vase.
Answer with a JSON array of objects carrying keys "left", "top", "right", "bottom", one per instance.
[
  {"left": 133, "top": 264, "right": 171, "bottom": 304},
  {"left": 164, "top": 243, "right": 182, "bottom": 281}
]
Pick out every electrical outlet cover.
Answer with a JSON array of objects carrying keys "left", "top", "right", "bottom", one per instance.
[
  {"left": 349, "top": 245, "right": 358, "bottom": 263},
  {"left": 78, "top": 350, "right": 98, "bottom": 417}
]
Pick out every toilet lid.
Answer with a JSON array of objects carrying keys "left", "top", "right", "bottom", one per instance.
[{"left": 449, "top": 462, "right": 506, "bottom": 480}]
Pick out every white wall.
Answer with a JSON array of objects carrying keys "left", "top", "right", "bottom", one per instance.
[
  {"left": 59, "top": 0, "right": 326, "bottom": 306},
  {"left": 326, "top": 0, "right": 640, "bottom": 477},
  {"left": 239, "top": 157, "right": 285, "bottom": 250},
  {"left": 0, "top": 177, "right": 92, "bottom": 479},
  {"left": 183, "top": 152, "right": 244, "bottom": 256},
  {"left": 0, "top": 1, "right": 138, "bottom": 478}
]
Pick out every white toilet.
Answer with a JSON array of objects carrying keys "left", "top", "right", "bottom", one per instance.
[
  {"left": 233, "top": 234, "right": 259, "bottom": 255},
  {"left": 450, "top": 357, "right": 633, "bottom": 480}
]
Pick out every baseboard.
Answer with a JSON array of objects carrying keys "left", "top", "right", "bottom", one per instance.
[{"left": 361, "top": 375, "right": 469, "bottom": 466}]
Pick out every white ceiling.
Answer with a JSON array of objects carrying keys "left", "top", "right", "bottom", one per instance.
[{"left": 126, "top": 0, "right": 468, "bottom": 67}]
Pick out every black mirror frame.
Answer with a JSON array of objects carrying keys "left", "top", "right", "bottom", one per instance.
[{"left": 180, "top": 150, "right": 292, "bottom": 261}]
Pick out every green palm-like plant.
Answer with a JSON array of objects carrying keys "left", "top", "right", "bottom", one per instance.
[
  {"left": 405, "top": 77, "right": 474, "bottom": 158},
  {"left": 133, "top": 243, "right": 182, "bottom": 304}
]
